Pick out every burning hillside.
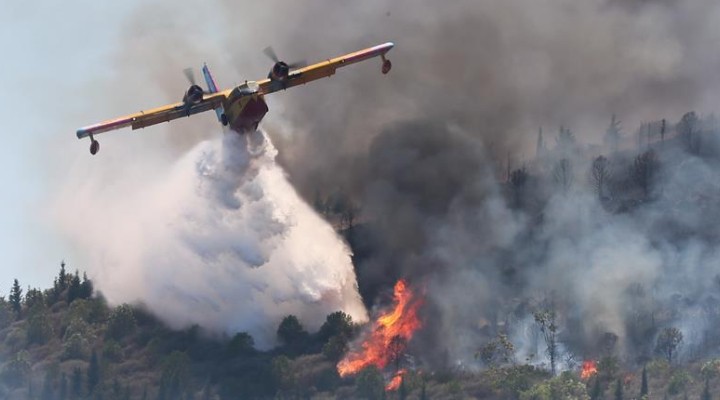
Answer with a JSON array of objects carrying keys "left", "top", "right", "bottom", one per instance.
[{"left": 337, "top": 279, "right": 423, "bottom": 389}]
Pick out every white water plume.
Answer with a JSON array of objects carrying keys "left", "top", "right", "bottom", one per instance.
[{"left": 55, "top": 130, "right": 367, "bottom": 348}]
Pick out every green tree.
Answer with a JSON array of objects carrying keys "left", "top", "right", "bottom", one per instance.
[
  {"left": 41, "top": 369, "right": 55, "bottom": 400},
  {"left": 71, "top": 367, "right": 83, "bottom": 399},
  {"left": 322, "top": 335, "right": 349, "bottom": 362},
  {"left": 159, "top": 351, "right": 191, "bottom": 399},
  {"left": 79, "top": 273, "right": 93, "bottom": 299},
  {"left": 10, "top": 279, "right": 22, "bottom": 317},
  {"left": 640, "top": 365, "right": 648, "bottom": 398},
  {"left": 0, "top": 296, "right": 14, "bottom": 329},
  {"left": 271, "top": 355, "right": 295, "bottom": 395},
  {"left": 355, "top": 366, "right": 384, "bottom": 400},
  {"left": 534, "top": 309, "right": 559, "bottom": 375},
  {"left": 59, "top": 372, "right": 68, "bottom": 400},
  {"left": 520, "top": 372, "right": 589, "bottom": 400},
  {"left": 106, "top": 304, "right": 136, "bottom": 340},
  {"left": 27, "top": 304, "right": 53, "bottom": 345},
  {"left": 1, "top": 350, "right": 31, "bottom": 388},
  {"left": 703, "top": 377, "right": 711, "bottom": 400},
  {"left": 87, "top": 350, "right": 101, "bottom": 394},
  {"left": 277, "top": 315, "right": 307, "bottom": 346},
  {"left": 25, "top": 288, "right": 45, "bottom": 310},
  {"left": 226, "top": 332, "right": 255, "bottom": 357},
  {"left": 67, "top": 271, "right": 81, "bottom": 303},
  {"left": 318, "top": 311, "right": 353, "bottom": 342},
  {"left": 590, "top": 377, "right": 602, "bottom": 400},
  {"left": 58, "top": 261, "right": 68, "bottom": 291},
  {"left": 655, "top": 327, "right": 683, "bottom": 363},
  {"left": 614, "top": 378, "right": 623, "bottom": 400}
]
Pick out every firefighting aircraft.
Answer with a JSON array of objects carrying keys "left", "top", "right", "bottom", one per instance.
[{"left": 76, "top": 42, "right": 394, "bottom": 155}]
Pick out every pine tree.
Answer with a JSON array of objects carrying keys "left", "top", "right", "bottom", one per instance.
[
  {"left": 703, "top": 377, "right": 712, "bottom": 400},
  {"left": 41, "top": 370, "right": 54, "bottom": 400},
  {"left": 87, "top": 350, "right": 100, "bottom": 394},
  {"left": 72, "top": 367, "right": 83, "bottom": 398},
  {"left": 10, "top": 279, "right": 22, "bottom": 317},
  {"left": 59, "top": 372, "right": 68, "bottom": 400},
  {"left": 58, "top": 261, "right": 68, "bottom": 291},
  {"left": 640, "top": 365, "right": 648, "bottom": 398},
  {"left": 67, "top": 271, "right": 81, "bottom": 303},
  {"left": 420, "top": 379, "right": 428, "bottom": 400},
  {"left": 591, "top": 377, "right": 602, "bottom": 400},
  {"left": 615, "top": 378, "right": 623, "bottom": 400},
  {"left": 80, "top": 273, "right": 93, "bottom": 299}
]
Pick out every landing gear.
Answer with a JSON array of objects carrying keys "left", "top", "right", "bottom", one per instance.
[
  {"left": 381, "top": 55, "right": 392, "bottom": 74},
  {"left": 221, "top": 113, "right": 229, "bottom": 126},
  {"left": 89, "top": 138, "right": 100, "bottom": 155}
]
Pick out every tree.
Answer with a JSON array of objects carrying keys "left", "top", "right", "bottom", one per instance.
[
  {"left": 703, "top": 377, "right": 711, "bottom": 400},
  {"left": 106, "top": 304, "right": 136, "bottom": 340},
  {"left": 72, "top": 367, "right": 83, "bottom": 398},
  {"left": 590, "top": 377, "right": 602, "bottom": 400},
  {"left": 1, "top": 350, "right": 31, "bottom": 388},
  {"left": 59, "top": 372, "right": 68, "bottom": 400},
  {"left": 318, "top": 311, "right": 353, "bottom": 342},
  {"left": 27, "top": 305, "right": 53, "bottom": 345},
  {"left": 640, "top": 365, "right": 648, "bottom": 398},
  {"left": 591, "top": 156, "right": 612, "bottom": 200},
  {"left": 557, "top": 126, "right": 577, "bottom": 153},
  {"left": 0, "top": 297, "right": 14, "bottom": 329},
  {"left": 79, "top": 273, "right": 93, "bottom": 299},
  {"left": 655, "top": 327, "right": 683, "bottom": 363},
  {"left": 614, "top": 378, "right": 623, "bottom": 400},
  {"left": 322, "top": 335, "right": 349, "bottom": 362},
  {"left": 510, "top": 167, "right": 529, "bottom": 208},
  {"left": 159, "top": 351, "right": 191, "bottom": 400},
  {"left": 87, "top": 350, "right": 100, "bottom": 394},
  {"left": 355, "top": 366, "right": 384, "bottom": 400},
  {"left": 534, "top": 309, "right": 559, "bottom": 376},
  {"left": 477, "top": 334, "right": 515, "bottom": 367},
  {"left": 10, "top": 279, "right": 22, "bottom": 317},
  {"left": 605, "top": 114, "right": 622, "bottom": 153},
  {"left": 67, "top": 271, "right": 81, "bottom": 303},
  {"left": 632, "top": 150, "right": 658, "bottom": 199},
  {"left": 58, "top": 261, "right": 68, "bottom": 292},
  {"left": 388, "top": 335, "right": 407, "bottom": 373},
  {"left": 277, "top": 315, "right": 307, "bottom": 346},
  {"left": 553, "top": 158, "right": 573, "bottom": 194},
  {"left": 41, "top": 369, "right": 55, "bottom": 400},
  {"left": 271, "top": 355, "right": 295, "bottom": 395},
  {"left": 227, "top": 332, "right": 255, "bottom": 357},
  {"left": 678, "top": 111, "right": 700, "bottom": 154}
]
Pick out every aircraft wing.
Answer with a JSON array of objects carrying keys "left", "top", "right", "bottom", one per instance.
[
  {"left": 76, "top": 90, "right": 230, "bottom": 139},
  {"left": 257, "top": 42, "right": 394, "bottom": 96}
]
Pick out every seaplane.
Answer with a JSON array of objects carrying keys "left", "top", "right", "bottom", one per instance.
[{"left": 76, "top": 42, "right": 394, "bottom": 155}]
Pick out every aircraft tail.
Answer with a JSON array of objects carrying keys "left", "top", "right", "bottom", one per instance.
[{"left": 203, "top": 63, "right": 225, "bottom": 123}]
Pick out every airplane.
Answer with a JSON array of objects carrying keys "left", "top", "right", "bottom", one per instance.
[{"left": 76, "top": 42, "right": 394, "bottom": 155}]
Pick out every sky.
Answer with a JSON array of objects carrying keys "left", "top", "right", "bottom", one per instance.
[{"left": 0, "top": 1, "right": 142, "bottom": 289}]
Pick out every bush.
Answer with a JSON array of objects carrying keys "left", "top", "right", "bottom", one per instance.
[
  {"left": 62, "top": 333, "right": 90, "bottom": 360},
  {"left": 26, "top": 306, "right": 53, "bottom": 345},
  {"left": 667, "top": 370, "right": 692, "bottom": 396},
  {"left": 355, "top": 366, "right": 384, "bottom": 400},
  {"left": 106, "top": 304, "right": 136, "bottom": 340},
  {"left": 103, "top": 339, "right": 124, "bottom": 363},
  {"left": 1, "top": 351, "right": 30, "bottom": 388},
  {"left": 520, "top": 372, "right": 590, "bottom": 400}
]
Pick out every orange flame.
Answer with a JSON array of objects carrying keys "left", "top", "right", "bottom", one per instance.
[
  {"left": 337, "top": 279, "right": 423, "bottom": 378},
  {"left": 581, "top": 360, "right": 598, "bottom": 380},
  {"left": 385, "top": 369, "right": 407, "bottom": 391}
]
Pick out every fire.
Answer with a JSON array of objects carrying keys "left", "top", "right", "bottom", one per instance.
[
  {"left": 385, "top": 369, "right": 407, "bottom": 391},
  {"left": 337, "top": 279, "right": 423, "bottom": 379},
  {"left": 581, "top": 360, "right": 598, "bottom": 380}
]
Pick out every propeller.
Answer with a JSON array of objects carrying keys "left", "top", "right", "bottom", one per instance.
[
  {"left": 263, "top": 46, "right": 307, "bottom": 69},
  {"left": 183, "top": 67, "right": 197, "bottom": 86}
]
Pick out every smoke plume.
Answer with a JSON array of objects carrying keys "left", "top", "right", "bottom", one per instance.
[{"left": 53, "top": 0, "right": 720, "bottom": 366}]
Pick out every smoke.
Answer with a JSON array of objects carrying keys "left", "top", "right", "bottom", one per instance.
[
  {"left": 53, "top": 131, "right": 367, "bottom": 348},
  {"left": 51, "top": 0, "right": 720, "bottom": 366}
]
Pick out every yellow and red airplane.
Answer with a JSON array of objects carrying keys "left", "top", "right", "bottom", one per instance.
[{"left": 77, "top": 42, "right": 394, "bottom": 155}]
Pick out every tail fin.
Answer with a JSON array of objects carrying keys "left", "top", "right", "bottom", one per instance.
[{"left": 202, "top": 63, "right": 224, "bottom": 123}]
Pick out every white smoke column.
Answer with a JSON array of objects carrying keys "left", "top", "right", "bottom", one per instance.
[{"left": 55, "top": 130, "right": 367, "bottom": 348}]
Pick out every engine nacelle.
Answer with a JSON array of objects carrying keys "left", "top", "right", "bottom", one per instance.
[
  {"left": 183, "top": 84, "right": 204, "bottom": 105},
  {"left": 268, "top": 61, "right": 290, "bottom": 81}
]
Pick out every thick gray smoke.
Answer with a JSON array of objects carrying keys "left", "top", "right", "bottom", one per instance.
[
  {"left": 208, "top": 0, "right": 720, "bottom": 368},
  {"left": 53, "top": 131, "right": 367, "bottom": 348},
  {"left": 52, "top": 0, "right": 720, "bottom": 367}
]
